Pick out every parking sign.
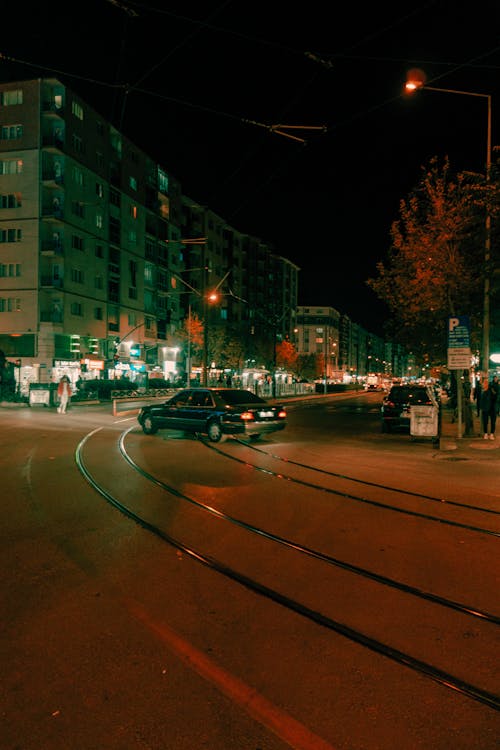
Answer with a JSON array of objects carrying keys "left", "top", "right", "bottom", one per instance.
[{"left": 447, "top": 316, "right": 471, "bottom": 369}]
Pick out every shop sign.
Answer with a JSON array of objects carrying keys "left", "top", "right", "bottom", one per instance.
[
  {"left": 81, "top": 358, "right": 104, "bottom": 370},
  {"left": 54, "top": 360, "right": 79, "bottom": 368}
]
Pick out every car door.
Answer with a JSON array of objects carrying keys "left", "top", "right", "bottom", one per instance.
[
  {"left": 161, "top": 390, "right": 192, "bottom": 430},
  {"left": 186, "top": 390, "right": 215, "bottom": 432}
]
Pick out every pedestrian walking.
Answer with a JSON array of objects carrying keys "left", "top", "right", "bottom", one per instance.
[
  {"left": 480, "top": 378, "right": 497, "bottom": 440},
  {"left": 57, "top": 375, "right": 71, "bottom": 414},
  {"left": 473, "top": 378, "right": 482, "bottom": 417},
  {"left": 490, "top": 374, "right": 500, "bottom": 413}
]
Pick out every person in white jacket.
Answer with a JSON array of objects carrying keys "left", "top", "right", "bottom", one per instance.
[{"left": 57, "top": 375, "right": 71, "bottom": 414}]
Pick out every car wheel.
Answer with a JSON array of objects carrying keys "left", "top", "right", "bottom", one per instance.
[
  {"left": 142, "top": 414, "right": 158, "bottom": 435},
  {"left": 207, "top": 419, "right": 224, "bottom": 443},
  {"left": 249, "top": 434, "right": 261, "bottom": 442}
]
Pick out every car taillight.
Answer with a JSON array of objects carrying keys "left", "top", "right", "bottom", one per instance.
[
  {"left": 240, "top": 411, "right": 255, "bottom": 421},
  {"left": 278, "top": 409, "right": 287, "bottom": 418}
]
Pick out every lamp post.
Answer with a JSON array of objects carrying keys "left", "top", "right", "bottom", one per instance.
[
  {"left": 323, "top": 324, "right": 328, "bottom": 394},
  {"left": 186, "top": 302, "right": 192, "bottom": 387},
  {"left": 405, "top": 74, "right": 492, "bottom": 375}
]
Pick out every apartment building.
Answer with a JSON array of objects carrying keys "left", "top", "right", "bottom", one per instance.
[{"left": 0, "top": 78, "right": 298, "bottom": 390}]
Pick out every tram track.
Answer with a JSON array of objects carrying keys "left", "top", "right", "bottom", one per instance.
[{"left": 76, "top": 424, "right": 500, "bottom": 713}]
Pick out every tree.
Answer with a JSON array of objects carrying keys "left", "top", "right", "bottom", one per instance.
[
  {"left": 275, "top": 340, "right": 298, "bottom": 372},
  {"left": 367, "top": 156, "right": 485, "bottom": 363},
  {"left": 175, "top": 311, "right": 204, "bottom": 366},
  {"left": 208, "top": 323, "right": 246, "bottom": 372}
]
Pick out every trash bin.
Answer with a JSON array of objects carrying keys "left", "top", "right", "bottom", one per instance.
[
  {"left": 410, "top": 404, "right": 439, "bottom": 438},
  {"left": 29, "top": 382, "right": 57, "bottom": 407}
]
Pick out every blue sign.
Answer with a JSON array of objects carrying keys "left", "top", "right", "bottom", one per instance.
[{"left": 448, "top": 316, "right": 470, "bottom": 349}]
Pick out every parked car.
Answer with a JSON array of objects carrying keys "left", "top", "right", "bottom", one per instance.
[
  {"left": 137, "top": 387, "right": 287, "bottom": 442},
  {"left": 381, "top": 384, "right": 438, "bottom": 432}
]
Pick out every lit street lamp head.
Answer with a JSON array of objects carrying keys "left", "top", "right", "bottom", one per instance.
[{"left": 405, "top": 68, "right": 427, "bottom": 92}]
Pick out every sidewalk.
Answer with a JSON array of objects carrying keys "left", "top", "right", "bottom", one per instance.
[{"left": 438, "top": 405, "right": 500, "bottom": 460}]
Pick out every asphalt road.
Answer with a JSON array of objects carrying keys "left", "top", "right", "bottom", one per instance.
[{"left": 2, "top": 393, "right": 499, "bottom": 750}]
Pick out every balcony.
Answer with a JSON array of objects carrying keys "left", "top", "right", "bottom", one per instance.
[
  {"left": 41, "top": 239, "right": 64, "bottom": 256},
  {"left": 42, "top": 101, "right": 65, "bottom": 116},
  {"left": 42, "top": 200, "right": 64, "bottom": 220},
  {"left": 41, "top": 276, "right": 63, "bottom": 288},
  {"left": 42, "top": 171, "right": 64, "bottom": 187},
  {"left": 42, "top": 134, "right": 64, "bottom": 151},
  {"left": 40, "top": 311, "right": 63, "bottom": 323}
]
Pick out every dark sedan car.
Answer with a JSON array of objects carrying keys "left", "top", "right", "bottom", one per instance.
[
  {"left": 381, "top": 384, "right": 437, "bottom": 432},
  {"left": 137, "top": 387, "right": 287, "bottom": 442}
]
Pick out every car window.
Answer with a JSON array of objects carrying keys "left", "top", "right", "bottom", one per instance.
[
  {"left": 171, "top": 391, "right": 190, "bottom": 407},
  {"left": 190, "top": 391, "right": 212, "bottom": 407},
  {"left": 389, "top": 386, "right": 431, "bottom": 403},
  {"left": 215, "top": 389, "right": 265, "bottom": 405}
]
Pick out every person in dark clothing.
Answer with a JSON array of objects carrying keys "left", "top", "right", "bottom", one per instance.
[
  {"left": 480, "top": 379, "right": 497, "bottom": 439},
  {"left": 490, "top": 375, "right": 499, "bottom": 413},
  {"left": 473, "top": 379, "right": 482, "bottom": 417}
]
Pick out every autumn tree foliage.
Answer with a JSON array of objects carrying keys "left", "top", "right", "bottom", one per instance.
[
  {"left": 175, "top": 311, "right": 204, "bottom": 363},
  {"left": 275, "top": 339, "right": 298, "bottom": 371},
  {"left": 367, "top": 156, "right": 486, "bottom": 362}
]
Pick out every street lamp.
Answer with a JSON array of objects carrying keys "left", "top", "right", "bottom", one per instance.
[
  {"left": 202, "top": 291, "right": 219, "bottom": 386},
  {"left": 405, "top": 72, "right": 492, "bottom": 375}
]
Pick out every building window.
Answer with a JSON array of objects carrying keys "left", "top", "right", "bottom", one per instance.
[
  {"left": 109, "top": 188, "right": 120, "bottom": 207},
  {"left": 0, "top": 90, "right": 23, "bottom": 106},
  {"left": 72, "top": 166, "right": 84, "bottom": 186},
  {"left": 108, "top": 280, "right": 119, "bottom": 302},
  {"left": 71, "top": 134, "right": 84, "bottom": 153},
  {"left": 71, "top": 101, "right": 84, "bottom": 120},
  {"left": 109, "top": 217, "right": 120, "bottom": 244},
  {"left": 130, "top": 204, "right": 137, "bottom": 219},
  {"left": 71, "top": 235, "right": 84, "bottom": 251},
  {"left": 158, "top": 169, "right": 168, "bottom": 194},
  {"left": 96, "top": 212, "right": 103, "bottom": 229},
  {"left": 94, "top": 306, "right": 103, "bottom": 320},
  {"left": 1, "top": 125, "right": 23, "bottom": 140},
  {"left": 129, "top": 259, "right": 137, "bottom": 286},
  {"left": 0, "top": 193, "right": 22, "bottom": 208},
  {"left": 0, "top": 297, "right": 21, "bottom": 312},
  {"left": 70, "top": 302, "right": 83, "bottom": 316},
  {"left": 129, "top": 176, "right": 137, "bottom": 191},
  {"left": 95, "top": 244, "right": 104, "bottom": 258},
  {"left": 96, "top": 151, "right": 104, "bottom": 168},
  {"left": 128, "top": 230, "right": 137, "bottom": 244},
  {"left": 128, "top": 287, "right": 138, "bottom": 299},
  {"left": 0, "top": 159, "right": 23, "bottom": 175},
  {"left": 71, "top": 201, "right": 85, "bottom": 218},
  {"left": 0, "top": 228, "right": 21, "bottom": 242},
  {"left": 144, "top": 290, "right": 154, "bottom": 313},
  {"left": 71, "top": 268, "right": 84, "bottom": 283},
  {"left": 96, "top": 181, "right": 104, "bottom": 198},
  {"left": 95, "top": 275, "right": 103, "bottom": 289},
  {"left": 0, "top": 263, "right": 21, "bottom": 276}
]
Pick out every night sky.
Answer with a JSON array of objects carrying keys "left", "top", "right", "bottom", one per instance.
[{"left": 2, "top": 0, "right": 500, "bottom": 334}]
